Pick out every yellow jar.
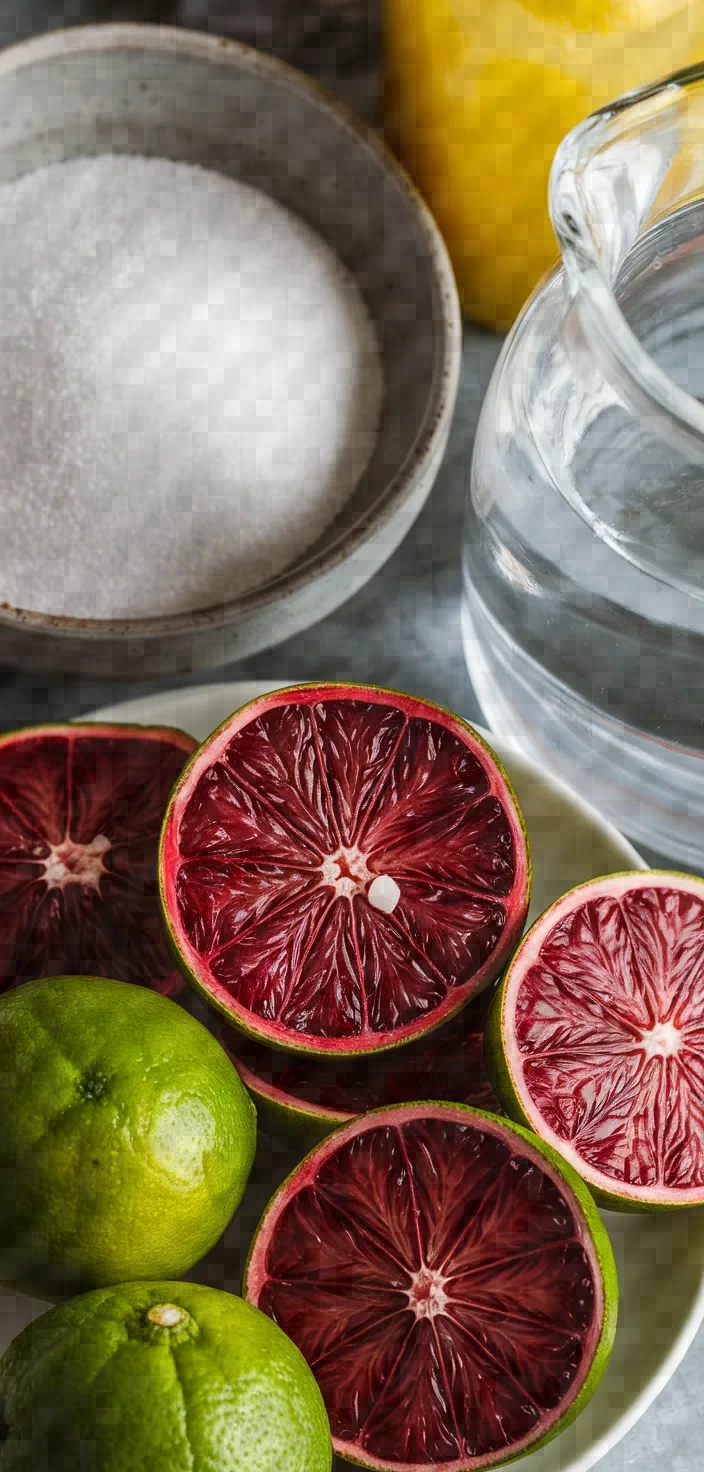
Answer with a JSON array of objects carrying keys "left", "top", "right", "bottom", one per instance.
[{"left": 385, "top": 0, "right": 704, "bottom": 329}]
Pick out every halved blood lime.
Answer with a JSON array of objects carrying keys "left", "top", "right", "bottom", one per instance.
[
  {"left": 221, "top": 989, "right": 502, "bottom": 1131},
  {"left": 160, "top": 684, "right": 530, "bottom": 1055},
  {"left": 244, "top": 1102, "right": 617, "bottom": 1471},
  {"left": 0, "top": 723, "right": 196, "bottom": 995},
  {"left": 489, "top": 870, "right": 704, "bottom": 1209}
]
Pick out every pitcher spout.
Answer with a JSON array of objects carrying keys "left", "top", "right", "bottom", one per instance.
[{"left": 549, "top": 61, "right": 704, "bottom": 470}]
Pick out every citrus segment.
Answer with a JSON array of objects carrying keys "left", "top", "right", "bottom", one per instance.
[
  {"left": 491, "top": 870, "right": 704, "bottom": 1208},
  {"left": 244, "top": 1103, "right": 616, "bottom": 1470},
  {"left": 160, "top": 684, "right": 530, "bottom": 1055},
  {"left": 221, "top": 989, "right": 502, "bottom": 1131},
  {"left": 0, "top": 723, "right": 195, "bottom": 995}
]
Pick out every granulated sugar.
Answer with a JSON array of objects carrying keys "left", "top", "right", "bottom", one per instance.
[{"left": 0, "top": 154, "right": 383, "bottom": 619}]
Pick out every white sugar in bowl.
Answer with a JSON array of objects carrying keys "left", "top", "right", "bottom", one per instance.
[{"left": 0, "top": 24, "right": 460, "bottom": 677}]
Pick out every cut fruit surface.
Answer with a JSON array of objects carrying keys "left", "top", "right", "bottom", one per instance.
[
  {"left": 0, "top": 723, "right": 195, "bottom": 995},
  {"left": 490, "top": 870, "right": 704, "bottom": 1209},
  {"left": 160, "top": 683, "right": 530, "bottom": 1055},
  {"left": 221, "top": 989, "right": 502, "bottom": 1130},
  {"left": 244, "top": 1102, "right": 617, "bottom": 1470}
]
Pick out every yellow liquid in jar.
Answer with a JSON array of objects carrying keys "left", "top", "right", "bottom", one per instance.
[{"left": 385, "top": 0, "right": 704, "bottom": 329}]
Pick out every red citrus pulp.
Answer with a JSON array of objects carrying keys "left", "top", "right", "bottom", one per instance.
[
  {"left": 0, "top": 723, "right": 195, "bottom": 994},
  {"left": 489, "top": 870, "right": 704, "bottom": 1208},
  {"left": 221, "top": 989, "right": 502, "bottom": 1130},
  {"left": 244, "top": 1102, "right": 617, "bottom": 1470},
  {"left": 160, "top": 684, "right": 530, "bottom": 1054}
]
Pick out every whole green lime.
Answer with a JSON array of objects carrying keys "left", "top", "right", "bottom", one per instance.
[
  {"left": 0, "top": 1280, "right": 332, "bottom": 1472},
  {"left": 0, "top": 976, "right": 256, "bottom": 1296}
]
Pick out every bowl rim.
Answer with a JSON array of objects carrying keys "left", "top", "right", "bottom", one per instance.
[{"left": 0, "top": 21, "right": 462, "bottom": 640}]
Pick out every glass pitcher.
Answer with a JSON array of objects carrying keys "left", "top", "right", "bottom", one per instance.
[{"left": 463, "top": 62, "right": 704, "bottom": 866}]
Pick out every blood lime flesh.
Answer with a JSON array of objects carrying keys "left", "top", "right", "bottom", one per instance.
[
  {"left": 221, "top": 990, "right": 502, "bottom": 1129},
  {"left": 160, "top": 684, "right": 530, "bottom": 1055},
  {"left": 245, "top": 1103, "right": 616, "bottom": 1471},
  {"left": 0, "top": 723, "right": 195, "bottom": 995},
  {"left": 491, "top": 870, "right": 704, "bottom": 1209}
]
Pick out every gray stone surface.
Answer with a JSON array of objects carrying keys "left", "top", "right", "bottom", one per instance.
[
  {"left": 595, "top": 1366, "right": 704, "bottom": 1471},
  {"left": 0, "top": 322, "right": 700, "bottom": 1468}
]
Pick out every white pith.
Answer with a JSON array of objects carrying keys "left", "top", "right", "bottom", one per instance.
[
  {"left": 504, "top": 870, "right": 704, "bottom": 1203},
  {"left": 41, "top": 833, "right": 111, "bottom": 891},
  {"left": 320, "top": 846, "right": 373, "bottom": 899},
  {"left": 640, "top": 1021, "right": 681, "bottom": 1059},
  {"left": 407, "top": 1265, "right": 449, "bottom": 1321},
  {"left": 319, "top": 848, "right": 401, "bottom": 912}
]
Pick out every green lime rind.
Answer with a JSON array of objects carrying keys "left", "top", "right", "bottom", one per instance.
[
  {"left": 473, "top": 1110, "right": 618, "bottom": 1466},
  {"left": 487, "top": 868, "right": 704, "bottom": 1214},
  {"left": 240, "top": 1074, "right": 346, "bottom": 1140},
  {"left": 0, "top": 718, "right": 196, "bottom": 750},
  {"left": 243, "top": 1101, "right": 618, "bottom": 1472},
  {"left": 0, "top": 976, "right": 257, "bottom": 1299},
  {"left": 0, "top": 1280, "right": 332, "bottom": 1472},
  {"left": 158, "top": 680, "right": 532, "bottom": 1059}
]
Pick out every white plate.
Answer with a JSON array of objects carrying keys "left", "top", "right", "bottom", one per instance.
[{"left": 2, "top": 680, "right": 702, "bottom": 1472}]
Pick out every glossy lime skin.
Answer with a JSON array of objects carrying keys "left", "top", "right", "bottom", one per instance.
[
  {"left": 0, "top": 1280, "right": 332, "bottom": 1472},
  {"left": 0, "top": 976, "right": 256, "bottom": 1297}
]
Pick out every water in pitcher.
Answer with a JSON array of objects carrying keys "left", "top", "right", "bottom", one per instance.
[{"left": 464, "top": 72, "right": 704, "bottom": 864}]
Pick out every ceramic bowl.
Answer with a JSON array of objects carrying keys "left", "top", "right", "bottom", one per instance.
[{"left": 0, "top": 23, "right": 460, "bottom": 677}]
